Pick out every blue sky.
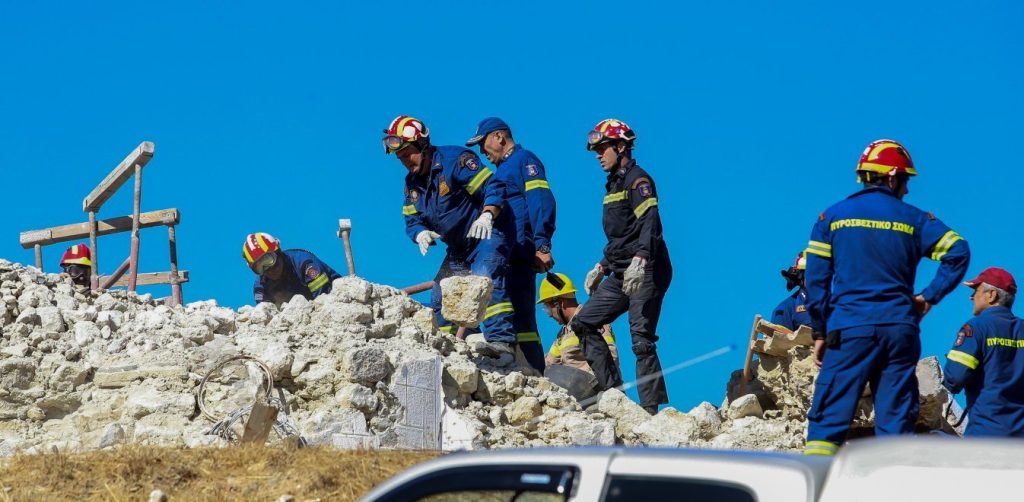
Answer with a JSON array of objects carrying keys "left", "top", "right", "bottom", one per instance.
[{"left": 1, "top": 1, "right": 1020, "bottom": 410}]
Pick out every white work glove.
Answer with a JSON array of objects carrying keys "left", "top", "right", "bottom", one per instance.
[
  {"left": 622, "top": 256, "right": 647, "bottom": 296},
  {"left": 467, "top": 212, "right": 494, "bottom": 240},
  {"left": 584, "top": 263, "right": 604, "bottom": 295},
  {"left": 415, "top": 230, "right": 441, "bottom": 256}
]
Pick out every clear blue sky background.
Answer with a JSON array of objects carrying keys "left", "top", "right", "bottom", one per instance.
[{"left": 1, "top": 1, "right": 1020, "bottom": 410}]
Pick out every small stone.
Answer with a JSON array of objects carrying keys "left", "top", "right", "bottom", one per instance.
[
  {"left": 728, "top": 394, "right": 764, "bottom": 420},
  {"left": 509, "top": 396, "right": 542, "bottom": 425},
  {"left": 149, "top": 489, "right": 168, "bottom": 502}
]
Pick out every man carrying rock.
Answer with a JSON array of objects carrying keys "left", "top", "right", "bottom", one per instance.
[
  {"left": 537, "top": 272, "right": 620, "bottom": 402},
  {"left": 243, "top": 232, "right": 340, "bottom": 307},
  {"left": 942, "top": 267, "right": 1024, "bottom": 437},
  {"left": 572, "top": 119, "right": 672, "bottom": 415},
  {"left": 385, "top": 115, "right": 519, "bottom": 358},
  {"left": 772, "top": 252, "right": 812, "bottom": 331},
  {"left": 59, "top": 243, "right": 92, "bottom": 288},
  {"left": 466, "top": 117, "right": 556, "bottom": 371},
  {"left": 803, "top": 139, "right": 970, "bottom": 456}
]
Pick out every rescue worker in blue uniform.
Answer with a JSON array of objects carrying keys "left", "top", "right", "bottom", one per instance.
[
  {"left": 466, "top": 117, "right": 557, "bottom": 371},
  {"left": 772, "top": 252, "right": 813, "bottom": 331},
  {"left": 942, "top": 267, "right": 1024, "bottom": 437},
  {"left": 571, "top": 119, "right": 671, "bottom": 415},
  {"left": 384, "top": 115, "right": 520, "bottom": 357},
  {"left": 242, "top": 232, "right": 340, "bottom": 307},
  {"left": 803, "top": 139, "right": 970, "bottom": 456}
]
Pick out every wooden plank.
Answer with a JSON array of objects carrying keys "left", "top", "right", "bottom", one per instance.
[
  {"left": 20, "top": 208, "right": 179, "bottom": 248},
  {"left": 82, "top": 141, "right": 155, "bottom": 211},
  {"left": 99, "top": 270, "right": 189, "bottom": 287},
  {"left": 240, "top": 393, "right": 278, "bottom": 445}
]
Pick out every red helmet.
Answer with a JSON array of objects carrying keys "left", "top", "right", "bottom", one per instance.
[
  {"left": 60, "top": 244, "right": 92, "bottom": 267},
  {"left": 587, "top": 119, "right": 636, "bottom": 151},
  {"left": 242, "top": 232, "right": 281, "bottom": 272},
  {"left": 793, "top": 251, "right": 806, "bottom": 271},
  {"left": 856, "top": 139, "right": 917, "bottom": 177},
  {"left": 383, "top": 115, "right": 430, "bottom": 154}
]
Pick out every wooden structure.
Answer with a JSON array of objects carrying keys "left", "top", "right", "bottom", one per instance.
[{"left": 19, "top": 141, "right": 188, "bottom": 305}]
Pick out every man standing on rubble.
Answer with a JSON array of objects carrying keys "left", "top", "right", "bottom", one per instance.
[
  {"left": 59, "top": 243, "right": 93, "bottom": 288},
  {"left": 571, "top": 119, "right": 671, "bottom": 415},
  {"left": 803, "top": 139, "right": 970, "bottom": 456},
  {"left": 466, "top": 117, "right": 556, "bottom": 371},
  {"left": 772, "top": 252, "right": 812, "bottom": 331},
  {"left": 385, "top": 115, "right": 520, "bottom": 359},
  {"left": 942, "top": 267, "right": 1024, "bottom": 437},
  {"left": 243, "top": 232, "right": 341, "bottom": 307},
  {"left": 538, "top": 272, "right": 620, "bottom": 402}
]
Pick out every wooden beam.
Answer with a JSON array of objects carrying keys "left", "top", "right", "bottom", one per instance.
[
  {"left": 20, "top": 208, "right": 179, "bottom": 248},
  {"left": 82, "top": 141, "right": 155, "bottom": 212},
  {"left": 99, "top": 270, "right": 189, "bottom": 287}
]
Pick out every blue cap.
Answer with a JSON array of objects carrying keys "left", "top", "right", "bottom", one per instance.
[{"left": 465, "top": 117, "right": 511, "bottom": 147}]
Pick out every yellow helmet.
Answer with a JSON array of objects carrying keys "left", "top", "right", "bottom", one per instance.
[{"left": 537, "top": 273, "right": 577, "bottom": 304}]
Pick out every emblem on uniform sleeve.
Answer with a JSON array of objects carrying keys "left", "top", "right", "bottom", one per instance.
[
  {"left": 459, "top": 152, "right": 480, "bottom": 171},
  {"left": 409, "top": 190, "right": 419, "bottom": 203},
  {"left": 439, "top": 175, "right": 450, "bottom": 196},
  {"left": 796, "top": 305, "right": 807, "bottom": 313},
  {"left": 526, "top": 164, "right": 539, "bottom": 177},
  {"left": 637, "top": 182, "right": 653, "bottom": 198},
  {"left": 305, "top": 266, "right": 321, "bottom": 281},
  {"left": 954, "top": 324, "right": 973, "bottom": 347}
]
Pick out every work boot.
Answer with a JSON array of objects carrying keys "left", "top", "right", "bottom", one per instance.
[
  {"left": 643, "top": 405, "right": 659, "bottom": 416},
  {"left": 476, "top": 341, "right": 515, "bottom": 358}
]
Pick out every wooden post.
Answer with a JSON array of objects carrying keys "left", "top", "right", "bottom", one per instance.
[
  {"left": 337, "top": 218, "right": 356, "bottom": 277},
  {"left": 89, "top": 211, "right": 98, "bottom": 290},
  {"left": 34, "top": 244, "right": 42, "bottom": 271},
  {"left": 168, "top": 224, "right": 182, "bottom": 306},
  {"left": 127, "top": 164, "right": 143, "bottom": 291},
  {"left": 240, "top": 392, "right": 278, "bottom": 445}
]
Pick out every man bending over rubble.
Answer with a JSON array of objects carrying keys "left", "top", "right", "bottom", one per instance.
[
  {"left": 384, "top": 115, "right": 520, "bottom": 359},
  {"left": 243, "top": 232, "right": 340, "bottom": 307},
  {"left": 942, "top": 267, "right": 1024, "bottom": 437},
  {"left": 803, "top": 140, "right": 969, "bottom": 456},
  {"left": 537, "top": 272, "right": 620, "bottom": 402}
]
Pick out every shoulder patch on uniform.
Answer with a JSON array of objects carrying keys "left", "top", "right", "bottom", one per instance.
[
  {"left": 630, "top": 176, "right": 651, "bottom": 189},
  {"left": 305, "top": 265, "right": 321, "bottom": 281},
  {"left": 954, "top": 323, "right": 973, "bottom": 347},
  {"left": 819, "top": 212, "right": 826, "bottom": 221},
  {"left": 438, "top": 175, "right": 450, "bottom": 196},
  {"left": 459, "top": 152, "right": 480, "bottom": 171},
  {"left": 409, "top": 190, "right": 419, "bottom": 203},
  {"left": 927, "top": 212, "right": 936, "bottom": 220},
  {"left": 526, "top": 164, "right": 539, "bottom": 177},
  {"left": 796, "top": 305, "right": 807, "bottom": 313}
]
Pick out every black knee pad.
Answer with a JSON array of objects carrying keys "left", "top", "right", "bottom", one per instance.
[{"left": 633, "top": 339, "right": 657, "bottom": 356}]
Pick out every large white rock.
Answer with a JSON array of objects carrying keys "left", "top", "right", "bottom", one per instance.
[
  {"left": 637, "top": 408, "right": 700, "bottom": 446},
  {"left": 729, "top": 393, "right": 764, "bottom": 420},
  {"left": 440, "top": 276, "right": 493, "bottom": 325},
  {"left": 341, "top": 346, "right": 392, "bottom": 384},
  {"left": 597, "top": 388, "right": 652, "bottom": 437}
]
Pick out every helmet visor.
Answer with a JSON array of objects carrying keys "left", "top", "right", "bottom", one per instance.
[
  {"left": 252, "top": 251, "right": 278, "bottom": 275},
  {"left": 383, "top": 135, "right": 408, "bottom": 154},
  {"left": 587, "top": 130, "right": 606, "bottom": 150}
]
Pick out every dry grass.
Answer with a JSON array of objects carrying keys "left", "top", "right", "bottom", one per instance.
[{"left": 0, "top": 445, "right": 438, "bottom": 501}]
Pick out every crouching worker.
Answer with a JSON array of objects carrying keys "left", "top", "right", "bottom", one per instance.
[
  {"left": 59, "top": 244, "right": 93, "bottom": 287},
  {"left": 242, "top": 232, "right": 340, "bottom": 307},
  {"left": 538, "top": 273, "right": 620, "bottom": 403}
]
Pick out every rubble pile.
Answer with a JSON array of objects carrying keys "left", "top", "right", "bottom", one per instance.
[{"left": 0, "top": 259, "right": 961, "bottom": 455}]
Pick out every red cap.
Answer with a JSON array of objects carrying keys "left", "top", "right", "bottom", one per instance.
[{"left": 964, "top": 267, "right": 1017, "bottom": 295}]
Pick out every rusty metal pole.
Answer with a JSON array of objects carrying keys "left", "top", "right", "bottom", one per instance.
[
  {"left": 34, "top": 244, "right": 42, "bottom": 272},
  {"left": 168, "top": 224, "right": 182, "bottom": 306},
  {"left": 100, "top": 257, "right": 132, "bottom": 290},
  {"left": 89, "top": 211, "right": 98, "bottom": 290},
  {"left": 401, "top": 281, "right": 435, "bottom": 295},
  {"left": 337, "top": 218, "right": 356, "bottom": 277},
  {"left": 127, "top": 164, "right": 143, "bottom": 292}
]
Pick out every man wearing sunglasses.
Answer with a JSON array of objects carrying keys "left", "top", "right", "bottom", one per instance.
[
  {"left": 570, "top": 118, "right": 672, "bottom": 415},
  {"left": 243, "top": 232, "right": 340, "bottom": 307},
  {"left": 538, "top": 272, "right": 620, "bottom": 402},
  {"left": 385, "top": 115, "right": 521, "bottom": 360},
  {"left": 59, "top": 243, "right": 93, "bottom": 288},
  {"left": 466, "top": 117, "right": 557, "bottom": 371}
]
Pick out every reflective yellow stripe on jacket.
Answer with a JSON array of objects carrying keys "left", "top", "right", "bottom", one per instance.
[
  {"left": 307, "top": 273, "right": 329, "bottom": 292},
  {"left": 947, "top": 349, "right": 979, "bottom": 370},
  {"left": 402, "top": 204, "right": 417, "bottom": 216},
  {"left": 603, "top": 191, "right": 627, "bottom": 204},
  {"left": 931, "top": 230, "right": 963, "bottom": 261},
  {"left": 525, "top": 180, "right": 550, "bottom": 191},
  {"left": 805, "top": 240, "right": 832, "bottom": 259},
  {"left": 466, "top": 168, "right": 494, "bottom": 195},
  {"left": 634, "top": 198, "right": 658, "bottom": 218},
  {"left": 484, "top": 301, "right": 514, "bottom": 319}
]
